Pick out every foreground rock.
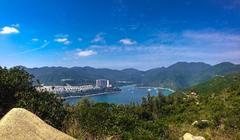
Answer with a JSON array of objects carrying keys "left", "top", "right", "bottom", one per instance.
[
  {"left": 0, "top": 108, "right": 75, "bottom": 140},
  {"left": 182, "top": 133, "right": 205, "bottom": 140}
]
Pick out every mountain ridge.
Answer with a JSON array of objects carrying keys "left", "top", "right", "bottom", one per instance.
[{"left": 23, "top": 62, "right": 240, "bottom": 89}]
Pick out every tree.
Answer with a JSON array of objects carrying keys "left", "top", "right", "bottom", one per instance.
[
  {"left": 0, "top": 67, "right": 34, "bottom": 117},
  {"left": 16, "top": 91, "right": 67, "bottom": 130},
  {"left": 0, "top": 67, "right": 67, "bottom": 130}
]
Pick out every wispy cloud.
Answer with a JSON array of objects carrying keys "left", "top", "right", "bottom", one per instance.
[
  {"left": 91, "top": 33, "right": 105, "bottom": 43},
  {"left": 8, "top": 42, "right": 50, "bottom": 56},
  {"left": 32, "top": 38, "right": 39, "bottom": 42},
  {"left": 86, "top": 29, "right": 240, "bottom": 64},
  {"left": 11, "top": 24, "right": 20, "bottom": 28},
  {"left": 76, "top": 49, "right": 97, "bottom": 57},
  {"left": 54, "top": 38, "right": 70, "bottom": 45},
  {"left": 54, "top": 34, "right": 70, "bottom": 45},
  {"left": 0, "top": 26, "right": 20, "bottom": 34},
  {"left": 63, "top": 29, "right": 240, "bottom": 69},
  {"left": 119, "top": 38, "right": 137, "bottom": 45},
  {"left": 183, "top": 30, "right": 240, "bottom": 43}
]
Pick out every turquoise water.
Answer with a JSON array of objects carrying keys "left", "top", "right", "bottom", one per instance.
[{"left": 64, "top": 85, "right": 174, "bottom": 105}]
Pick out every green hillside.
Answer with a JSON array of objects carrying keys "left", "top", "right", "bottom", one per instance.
[
  {"left": 142, "top": 62, "right": 211, "bottom": 88},
  {"left": 25, "top": 62, "right": 240, "bottom": 89},
  {"left": 187, "top": 72, "right": 240, "bottom": 95},
  {"left": 1, "top": 67, "right": 240, "bottom": 139},
  {"left": 62, "top": 72, "right": 240, "bottom": 139}
]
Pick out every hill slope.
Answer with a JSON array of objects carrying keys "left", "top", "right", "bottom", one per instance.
[
  {"left": 0, "top": 108, "right": 75, "bottom": 140},
  {"left": 142, "top": 62, "right": 211, "bottom": 88},
  {"left": 187, "top": 72, "right": 240, "bottom": 95},
  {"left": 24, "top": 62, "right": 240, "bottom": 89}
]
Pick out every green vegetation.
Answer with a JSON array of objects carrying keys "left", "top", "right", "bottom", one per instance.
[
  {"left": 64, "top": 98, "right": 169, "bottom": 139},
  {"left": 0, "top": 66, "right": 35, "bottom": 116},
  {"left": 63, "top": 72, "right": 240, "bottom": 139},
  {"left": 16, "top": 91, "right": 67, "bottom": 129},
  {"left": 0, "top": 67, "right": 67, "bottom": 130},
  {"left": 1, "top": 66, "right": 240, "bottom": 139},
  {"left": 25, "top": 62, "right": 240, "bottom": 89}
]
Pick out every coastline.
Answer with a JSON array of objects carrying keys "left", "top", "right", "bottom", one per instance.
[
  {"left": 137, "top": 86, "right": 175, "bottom": 92},
  {"left": 62, "top": 85, "right": 175, "bottom": 99},
  {"left": 62, "top": 91, "right": 120, "bottom": 99}
]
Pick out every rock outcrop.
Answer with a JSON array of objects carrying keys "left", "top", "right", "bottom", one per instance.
[
  {"left": 0, "top": 108, "right": 75, "bottom": 140},
  {"left": 183, "top": 133, "right": 205, "bottom": 140}
]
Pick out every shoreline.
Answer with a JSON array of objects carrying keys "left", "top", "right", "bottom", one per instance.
[
  {"left": 62, "top": 85, "right": 175, "bottom": 99},
  {"left": 121, "top": 84, "right": 175, "bottom": 92},
  {"left": 62, "top": 91, "right": 120, "bottom": 99},
  {"left": 137, "top": 86, "right": 175, "bottom": 92}
]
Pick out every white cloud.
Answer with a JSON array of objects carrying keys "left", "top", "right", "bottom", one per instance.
[
  {"left": 119, "top": 38, "right": 137, "bottom": 45},
  {"left": 0, "top": 26, "right": 20, "bottom": 34},
  {"left": 54, "top": 37, "right": 70, "bottom": 45},
  {"left": 32, "top": 38, "right": 39, "bottom": 42},
  {"left": 55, "top": 38, "right": 67, "bottom": 42},
  {"left": 76, "top": 49, "right": 97, "bottom": 57},
  {"left": 91, "top": 33, "right": 105, "bottom": 43}
]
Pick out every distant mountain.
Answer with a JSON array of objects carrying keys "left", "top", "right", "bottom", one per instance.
[
  {"left": 142, "top": 62, "right": 211, "bottom": 88},
  {"left": 26, "top": 66, "right": 142, "bottom": 86},
  {"left": 24, "top": 62, "right": 240, "bottom": 89}
]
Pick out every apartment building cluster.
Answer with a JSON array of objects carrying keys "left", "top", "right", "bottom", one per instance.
[
  {"left": 36, "top": 85, "right": 94, "bottom": 93},
  {"left": 96, "top": 79, "right": 112, "bottom": 88},
  {"left": 36, "top": 79, "right": 112, "bottom": 93}
]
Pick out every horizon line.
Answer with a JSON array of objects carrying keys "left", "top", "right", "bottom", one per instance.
[{"left": 2, "top": 61, "right": 238, "bottom": 71}]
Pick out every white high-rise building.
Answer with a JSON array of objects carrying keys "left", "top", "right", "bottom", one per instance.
[
  {"left": 107, "top": 80, "right": 110, "bottom": 87},
  {"left": 96, "top": 79, "right": 111, "bottom": 88}
]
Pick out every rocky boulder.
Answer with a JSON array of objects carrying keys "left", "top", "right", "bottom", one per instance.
[
  {"left": 182, "top": 133, "right": 205, "bottom": 140},
  {"left": 0, "top": 108, "right": 75, "bottom": 140}
]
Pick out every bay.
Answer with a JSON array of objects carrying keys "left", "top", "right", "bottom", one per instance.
[{"left": 64, "top": 85, "right": 174, "bottom": 105}]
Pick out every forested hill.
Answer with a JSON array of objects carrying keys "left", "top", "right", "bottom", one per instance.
[
  {"left": 63, "top": 71, "right": 240, "bottom": 139},
  {"left": 186, "top": 72, "right": 240, "bottom": 95},
  {"left": 24, "top": 62, "right": 240, "bottom": 89},
  {"left": 1, "top": 64, "right": 240, "bottom": 139}
]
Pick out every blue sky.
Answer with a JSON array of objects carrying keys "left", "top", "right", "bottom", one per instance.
[{"left": 0, "top": 0, "right": 240, "bottom": 70}]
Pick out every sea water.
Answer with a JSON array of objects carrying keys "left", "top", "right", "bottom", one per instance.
[{"left": 64, "top": 85, "right": 174, "bottom": 105}]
